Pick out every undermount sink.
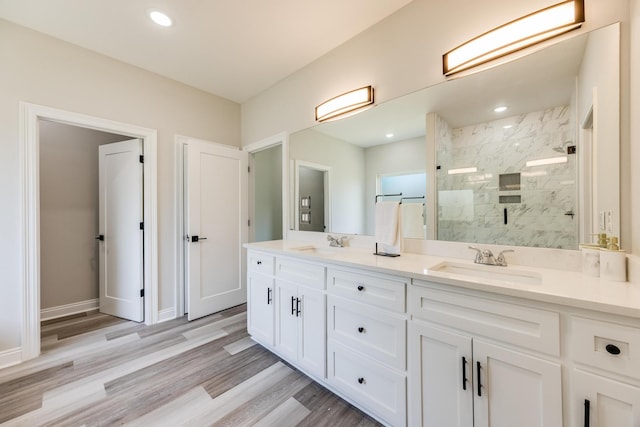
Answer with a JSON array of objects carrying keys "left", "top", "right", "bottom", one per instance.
[
  {"left": 290, "top": 245, "right": 344, "bottom": 256},
  {"left": 429, "top": 261, "right": 542, "bottom": 285}
]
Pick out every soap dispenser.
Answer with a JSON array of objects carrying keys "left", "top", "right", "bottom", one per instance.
[{"left": 600, "top": 236, "right": 626, "bottom": 282}]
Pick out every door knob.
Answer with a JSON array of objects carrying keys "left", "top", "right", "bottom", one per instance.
[
  {"left": 95, "top": 235, "right": 104, "bottom": 241},
  {"left": 191, "top": 235, "right": 208, "bottom": 242}
]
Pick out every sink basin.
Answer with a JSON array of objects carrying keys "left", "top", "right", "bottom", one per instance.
[
  {"left": 290, "top": 245, "right": 344, "bottom": 256},
  {"left": 429, "top": 261, "right": 542, "bottom": 285}
]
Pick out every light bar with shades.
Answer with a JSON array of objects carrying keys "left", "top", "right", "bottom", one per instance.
[
  {"left": 443, "top": 0, "right": 584, "bottom": 75},
  {"left": 315, "top": 86, "right": 374, "bottom": 122}
]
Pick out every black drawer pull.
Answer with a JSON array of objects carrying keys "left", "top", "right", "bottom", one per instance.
[
  {"left": 461, "top": 357, "right": 467, "bottom": 391},
  {"left": 357, "top": 327, "right": 365, "bottom": 333},
  {"left": 357, "top": 377, "right": 365, "bottom": 384},
  {"left": 357, "top": 285, "right": 365, "bottom": 291},
  {"left": 476, "top": 361, "right": 482, "bottom": 397},
  {"left": 257, "top": 260, "right": 262, "bottom": 265},
  {"left": 606, "top": 344, "right": 621, "bottom": 355},
  {"left": 267, "top": 288, "right": 272, "bottom": 304},
  {"left": 584, "top": 399, "right": 590, "bottom": 427}
]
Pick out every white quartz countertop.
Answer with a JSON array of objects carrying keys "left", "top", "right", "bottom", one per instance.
[{"left": 245, "top": 240, "right": 640, "bottom": 319}]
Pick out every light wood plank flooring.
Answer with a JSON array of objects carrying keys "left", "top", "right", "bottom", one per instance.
[{"left": 0, "top": 305, "right": 382, "bottom": 426}]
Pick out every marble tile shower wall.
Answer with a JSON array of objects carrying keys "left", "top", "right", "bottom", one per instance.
[{"left": 436, "top": 106, "right": 578, "bottom": 249}]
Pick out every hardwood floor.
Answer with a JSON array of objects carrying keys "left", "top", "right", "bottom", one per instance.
[{"left": 0, "top": 305, "right": 382, "bottom": 426}]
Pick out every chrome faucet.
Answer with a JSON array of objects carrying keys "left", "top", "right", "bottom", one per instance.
[
  {"left": 469, "top": 246, "right": 514, "bottom": 266},
  {"left": 327, "top": 235, "right": 347, "bottom": 247}
]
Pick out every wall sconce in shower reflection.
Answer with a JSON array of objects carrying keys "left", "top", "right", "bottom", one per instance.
[
  {"left": 442, "top": 0, "right": 584, "bottom": 75},
  {"left": 315, "top": 86, "right": 374, "bottom": 122}
]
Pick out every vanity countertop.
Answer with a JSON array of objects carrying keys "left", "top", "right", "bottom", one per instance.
[{"left": 245, "top": 240, "right": 640, "bottom": 319}]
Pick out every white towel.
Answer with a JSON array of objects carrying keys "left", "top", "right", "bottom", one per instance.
[
  {"left": 402, "top": 203, "right": 425, "bottom": 239},
  {"left": 375, "top": 201, "right": 402, "bottom": 254}
]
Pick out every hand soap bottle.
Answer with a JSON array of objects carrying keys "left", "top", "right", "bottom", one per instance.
[{"left": 600, "top": 237, "right": 627, "bottom": 282}]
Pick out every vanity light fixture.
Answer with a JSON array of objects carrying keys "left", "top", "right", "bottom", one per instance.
[
  {"left": 448, "top": 167, "right": 478, "bottom": 175},
  {"left": 525, "top": 156, "right": 568, "bottom": 167},
  {"left": 315, "top": 86, "right": 374, "bottom": 122},
  {"left": 442, "top": 0, "right": 584, "bottom": 75},
  {"left": 148, "top": 10, "right": 173, "bottom": 27}
]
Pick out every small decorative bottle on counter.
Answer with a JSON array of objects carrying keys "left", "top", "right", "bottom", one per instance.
[{"left": 600, "top": 237, "right": 627, "bottom": 282}]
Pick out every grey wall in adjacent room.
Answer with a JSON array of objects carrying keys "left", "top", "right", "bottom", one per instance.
[{"left": 39, "top": 120, "right": 128, "bottom": 310}]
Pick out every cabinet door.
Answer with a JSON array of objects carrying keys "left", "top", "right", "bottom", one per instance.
[
  {"left": 473, "top": 340, "right": 562, "bottom": 427},
  {"left": 573, "top": 369, "right": 640, "bottom": 427},
  {"left": 275, "top": 280, "right": 299, "bottom": 361},
  {"left": 298, "top": 286, "right": 326, "bottom": 378},
  {"left": 247, "top": 273, "right": 275, "bottom": 346},
  {"left": 408, "top": 320, "right": 473, "bottom": 427}
]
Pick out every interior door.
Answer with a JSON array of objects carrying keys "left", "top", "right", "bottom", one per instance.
[
  {"left": 186, "top": 140, "right": 248, "bottom": 320},
  {"left": 98, "top": 139, "right": 144, "bottom": 322}
]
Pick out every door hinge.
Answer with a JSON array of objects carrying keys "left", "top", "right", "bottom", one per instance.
[
  {"left": 248, "top": 219, "right": 251, "bottom": 227},
  {"left": 139, "top": 155, "right": 144, "bottom": 163},
  {"left": 139, "top": 222, "right": 144, "bottom": 230},
  {"left": 248, "top": 166, "right": 251, "bottom": 173},
  {"left": 140, "top": 289, "right": 145, "bottom": 298}
]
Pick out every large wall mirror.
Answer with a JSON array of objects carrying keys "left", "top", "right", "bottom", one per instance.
[{"left": 289, "top": 23, "right": 620, "bottom": 249}]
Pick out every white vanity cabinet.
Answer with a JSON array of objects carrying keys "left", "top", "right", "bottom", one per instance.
[
  {"left": 569, "top": 316, "right": 640, "bottom": 426},
  {"left": 409, "top": 281, "right": 563, "bottom": 427},
  {"left": 326, "top": 267, "right": 409, "bottom": 426},
  {"left": 246, "top": 251, "right": 276, "bottom": 346},
  {"left": 274, "top": 257, "right": 326, "bottom": 379}
]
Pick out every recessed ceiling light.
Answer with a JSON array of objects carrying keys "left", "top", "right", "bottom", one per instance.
[
  {"left": 386, "top": 133, "right": 394, "bottom": 138},
  {"left": 503, "top": 124, "right": 513, "bottom": 129},
  {"left": 149, "top": 10, "right": 173, "bottom": 27},
  {"left": 494, "top": 106, "right": 508, "bottom": 113}
]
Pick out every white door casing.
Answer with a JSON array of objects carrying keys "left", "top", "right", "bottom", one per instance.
[
  {"left": 98, "top": 139, "right": 144, "bottom": 322},
  {"left": 186, "top": 140, "right": 248, "bottom": 320}
]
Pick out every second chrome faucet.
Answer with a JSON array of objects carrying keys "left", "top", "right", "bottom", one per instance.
[{"left": 469, "top": 246, "right": 514, "bottom": 266}]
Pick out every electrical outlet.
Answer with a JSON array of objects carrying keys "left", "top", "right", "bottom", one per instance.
[{"left": 599, "top": 211, "right": 606, "bottom": 230}]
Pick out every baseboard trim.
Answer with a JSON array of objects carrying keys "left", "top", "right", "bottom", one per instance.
[
  {"left": 40, "top": 299, "right": 99, "bottom": 321},
  {"left": 157, "top": 307, "right": 177, "bottom": 323},
  {"left": 0, "top": 347, "right": 23, "bottom": 369}
]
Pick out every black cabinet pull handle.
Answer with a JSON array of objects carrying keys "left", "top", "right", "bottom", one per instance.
[
  {"left": 296, "top": 298, "right": 301, "bottom": 317},
  {"left": 606, "top": 344, "right": 621, "bottom": 355},
  {"left": 267, "top": 288, "right": 272, "bottom": 304},
  {"left": 358, "top": 327, "right": 365, "bottom": 333},
  {"left": 357, "top": 377, "right": 365, "bottom": 384},
  {"left": 291, "top": 296, "right": 296, "bottom": 316},
  {"left": 462, "top": 357, "right": 467, "bottom": 391},
  {"left": 357, "top": 285, "right": 364, "bottom": 291},
  {"left": 584, "top": 399, "right": 590, "bottom": 427},
  {"left": 476, "top": 361, "right": 482, "bottom": 397}
]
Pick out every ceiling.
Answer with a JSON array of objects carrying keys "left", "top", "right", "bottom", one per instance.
[{"left": 0, "top": 0, "right": 414, "bottom": 103}]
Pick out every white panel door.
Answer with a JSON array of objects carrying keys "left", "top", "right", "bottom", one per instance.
[
  {"left": 247, "top": 272, "right": 275, "bottom": 346},
  {"left": 573, "top": 369, "right": 640, "bottom": 427},
  {"left": 275, "top": 280, "right": 299, "bottom": 361},
  {"left": 473, "top": 340, "right": 562, "bottom": 427},
  {"left": 298, "top": 285, "right": 326, "bottom": 379},
  {"left": 98, "top": 139, "right": 144, "bottom": 322},
  {"left": 408, "top": 320, "right": 473, "bottom": 427},
  {"left": 187, "top": 140, "right": 248, "bottom": 320}
]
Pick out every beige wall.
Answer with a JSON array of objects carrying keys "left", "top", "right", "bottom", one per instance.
[
  {"left": 0, "top": 19, "right": 240, "bottom": 351},
  {"left": 39, "top": 121, "right": 127, "bottom": 310}
]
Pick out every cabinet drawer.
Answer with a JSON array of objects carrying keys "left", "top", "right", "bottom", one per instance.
[
  {"left": 571, "top": 316, "right": 640, "bottom": 378},
  {"left": 410, "top": 282, "right": 560, "bottom": 356},
  {"left": 328, "top": 341, "right": 406, "bottom": 427},
  {"left": 276, "top": 257, "right": 325, "bottom": 290},
  {"left": 247, "top": 251, "right": 275, "bottom": 276},
  {"left": 328, "top": 295, "right": 406, "bottom": 370},
  {"left": 327, "top": 268, "right": 407, "bottom": 313}
]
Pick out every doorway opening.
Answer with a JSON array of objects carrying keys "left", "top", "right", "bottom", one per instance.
[
  {"left": 294, "top": 160, "right": 331, "bottom": 233},
  {"left": 20, "top": 102, "right": 158, "bottom": 362}
]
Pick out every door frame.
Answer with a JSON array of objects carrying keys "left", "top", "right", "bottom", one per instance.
[
  {"left": 293, "top": 160, "right": 331, "bottom": 232},
  {"left": 20, "top": 102, "right": 159, "bottom": 361},
  {"left": 243, "top": 132, "right": 289, "bottom": 242}
]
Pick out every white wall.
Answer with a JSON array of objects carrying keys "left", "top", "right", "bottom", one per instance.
[
  {"left": 0, "top": 19, "right": 240, "bottom": 353},
  {"left": 241, "top": 0, "right": 631, "bottom": 248},
  {"left": 39, "top": 121, "right": 128, "bottom": 310},
  {"left": 290, "top": 129, "right": 366, "bottom": 234},
  {"left": 254, "top": 145, "right": 283, "bottom": 241}
]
